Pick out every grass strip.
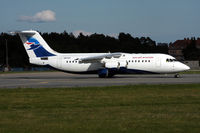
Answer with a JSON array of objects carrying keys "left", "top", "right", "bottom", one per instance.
[{"left": 0, "top": 84, "right": 200, "bottom": 133}]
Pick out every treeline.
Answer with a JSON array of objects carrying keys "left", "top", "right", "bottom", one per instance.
[{"left": 0, "top": 31, "right": 168, "bottom": 67}]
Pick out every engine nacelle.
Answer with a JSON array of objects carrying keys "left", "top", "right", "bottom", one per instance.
[
  {"left": 105, "top": 61, "right": 127, "bottom": 69},
  {"left": 105, "top": 62, "right": 119, "bottom": 69},
  {"left": 119, "top": 61, "right": 127, "bottom": 68}
]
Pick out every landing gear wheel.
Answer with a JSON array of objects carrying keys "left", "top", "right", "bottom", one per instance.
[
  {"left": 174, "top": 73, "right": 180, "bottom": 78},
  {"left": 98, "top": 69, "right": 116, "bottom": 78},
  {"left": 98, "top": 69, "right": 108, "bottom": 78}
]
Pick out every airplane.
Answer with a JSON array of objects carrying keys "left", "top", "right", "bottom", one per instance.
[{"left": 14, "top": 30, "right": 190, "bottom": 78}]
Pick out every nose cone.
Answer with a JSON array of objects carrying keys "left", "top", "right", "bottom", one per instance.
[
  {"left": 183, "top": 64, "right": 190, "bottom": 71},
  {"left": 174, "top": 62, "right": 190, "bottom": 72}
]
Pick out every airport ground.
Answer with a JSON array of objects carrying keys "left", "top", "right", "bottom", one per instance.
[{"left": 0, "top": 71, "right": 200, "bottom": 88}]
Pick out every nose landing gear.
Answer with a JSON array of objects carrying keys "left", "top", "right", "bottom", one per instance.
[{"left": 174, "top": 73, "right": 180, "bottom": 78}]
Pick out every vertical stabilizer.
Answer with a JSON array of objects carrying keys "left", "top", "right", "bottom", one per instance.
[{"left": 16, "top": 30, "right": 57, "bottom": 58}]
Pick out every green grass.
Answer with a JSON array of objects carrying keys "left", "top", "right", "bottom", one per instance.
[
  {"left": 0, "top": 84, "right": 200, "bottom": 133},
  {"left": 180, "top": 70, "right": 200, "bottom": 74}
]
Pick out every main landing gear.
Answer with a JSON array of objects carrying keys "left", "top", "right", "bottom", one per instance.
[{"left": 98, "top": 68, "right": 116, "bottom": 78}]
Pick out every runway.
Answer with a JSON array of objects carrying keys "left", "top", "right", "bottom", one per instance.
[{"left": 0, "top": 72, "right": 199, "bottom": 88}]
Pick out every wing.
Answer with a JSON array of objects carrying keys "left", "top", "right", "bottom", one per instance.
[{"left": 77, "top": 52, "right": 122, "bottom": 62}]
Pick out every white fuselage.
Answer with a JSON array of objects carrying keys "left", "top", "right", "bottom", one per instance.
[{"left": 31, "top": 53, "right": 190, "bottom": 74}]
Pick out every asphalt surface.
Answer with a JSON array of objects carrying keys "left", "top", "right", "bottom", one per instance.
[{"left": 0, "top": 72, "right": 199, "bottom": 88}]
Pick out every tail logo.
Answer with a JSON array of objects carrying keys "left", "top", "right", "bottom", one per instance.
[
  {"left": 25, "top": 37, "right": 55, "bottom": 57},
  {"left": 26, "top": 37, "right": 40, "bottom": 50}
]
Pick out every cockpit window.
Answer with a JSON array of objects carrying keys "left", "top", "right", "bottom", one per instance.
[{"left": 166, "top": 58, "right": 177, "bottom": 62}]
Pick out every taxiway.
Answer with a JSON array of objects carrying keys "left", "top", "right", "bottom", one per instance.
[{"left": 0, "top": 72, "right": 199, "bottom": 88}]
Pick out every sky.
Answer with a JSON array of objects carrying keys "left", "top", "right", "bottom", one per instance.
[{"left": 0, "top": 0, "right": 200, "bottom": 43}]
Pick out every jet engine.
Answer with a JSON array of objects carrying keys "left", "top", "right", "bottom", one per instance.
[
  {"left": 105, "top": 62, "right": 119, "bottom": 69},
  {"left": 98, "top": 61, "right": 128, "bottom": 78},
  {"left": 104, "top": 61, "right": 128, "bottom": 69}
]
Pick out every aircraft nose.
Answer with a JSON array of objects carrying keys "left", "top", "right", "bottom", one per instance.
[
  {"left": 181, "top": 64, "right": 190, "bottom": 71},
  {"left": 175, "top": 62, "right": 190, "bottom": 72}
]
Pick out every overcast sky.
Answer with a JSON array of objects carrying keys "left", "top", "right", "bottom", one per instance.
[{"left": 0, "top": 0, "right": 200, "bottom": 43}]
